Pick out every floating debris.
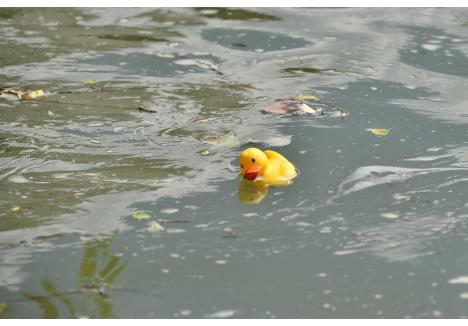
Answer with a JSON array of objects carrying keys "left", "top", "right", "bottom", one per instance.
[
  {"left": 138, "top": 106, "right": 157, "bottom": 113},
  {"left": 80, "top": 284, "right": 108, "bottom": 298},
  {"left": 199, "top": 149, "right": 211, "bottom": 156},
  {"left": 366, "top": 128, "right": 390, "bottom": 136},
  {"left": 174, "top": 58, "right": 222, "bottom": 75},
  {"left": 283, "top": 67, "right": 336, "bottom": 74},
  {"left": 200, "top": 132, "right": 240, "bottom": 147},
  {"left": 334, "top": 108, "right": 349, "bottom": 118},
  {"left": 0, "top": 87, "right": 49, "bottom": 100},
  {"left": 81, "top": 80, "right": 99, "bottom": 85},
  {"left": 295, "top": 94, "right": 319, "bottom": 101},
  {"left": 131, "top": 210, "right": 153, "bottom": 220},
  {"left": 262, "top": 98, "right": 322, "bottom": 115},
  {"left": 10, "top": 206, "right": 20, "bottom": 212},
  {"left": 146, "top": 221, "right": 165, "bottom": 233}
]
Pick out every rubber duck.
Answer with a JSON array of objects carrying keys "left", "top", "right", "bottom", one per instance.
[{"left": 239, "top": 148, "right": 297, "bottom": 185}]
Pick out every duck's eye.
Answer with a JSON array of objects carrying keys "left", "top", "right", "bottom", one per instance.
[
  {"left": 252, "top": 158, "right": 255, "bottom": 163},
  {"left": 241, "top": 164, "right": 244, "bottom": 169}
]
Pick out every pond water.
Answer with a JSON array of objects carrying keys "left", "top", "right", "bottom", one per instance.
[{"left": 1, "top": 7, "right": 468, "bottom": 318}]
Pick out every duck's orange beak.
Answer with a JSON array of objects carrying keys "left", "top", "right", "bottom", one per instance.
[{"left": 244, "top": 166, "right": 261, "bottom": 181}]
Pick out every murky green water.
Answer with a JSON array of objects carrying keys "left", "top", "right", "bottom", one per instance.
[{"left": 1, "top": 7, "right": 468, "bottom": 318}]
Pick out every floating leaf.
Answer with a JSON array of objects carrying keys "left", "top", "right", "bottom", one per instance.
[
  {"left": 98, "top": 34, "right": 167, "bottom": 42},
  {"left": 146, "top": 221, "right": 165, "bottom": 233},
  {"left": 20, "top": 90, "right": 46, "bottom": 100},
  {"left": 262, "top": 98, "right": 321, "bottom": 115},
  {"left": 10, "top": 206, "right": 20, "bottom": 212},
  {"left": 138, "top": 107, "right": 157, "bottom": 113},
  {"left": 24, "top": 293, "right": 59, "bottom": 318},
  {"left": 196, "top": 8, "right": 281, "bottom": 21},
  {"left": 335, "top": 108, "right": 349, "bottom": 118},
  {"left": 0, "top": 302, "right": 7, "bottom": 316},
  {"left": 367, "top": 128, "right": 390, "bottom": 136},
  {"left": 81, "top": 80, "right": 99, "bottom": 85},
  {"left": 283, "top": 67, "right": 323, "bottom": 74},
  {"left": 174, "top": 59, "right": 222, "bottom": 75},
  {"left": 131, "top": 210, "right": 153, "bottom": 220},
  {"left": 300, "top": 103, "right": 322, "bottom": 114},
  {"left": 201, "top": 132, "right": 240, "bottom": 147},
  {"left": 295, "top": 94, "right": 319, "bottom": 101},
  {"left": 0, "top": 87, "right": 48, "bottom": 100}
]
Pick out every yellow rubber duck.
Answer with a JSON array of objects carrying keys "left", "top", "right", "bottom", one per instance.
[{"left": 239, "top": 148, "right": 297, "bottom": 185}]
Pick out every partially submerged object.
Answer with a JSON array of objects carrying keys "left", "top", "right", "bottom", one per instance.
[
  {"left": 261, "top": 97, "right": 322, "bottom": 115},
  {"left": 238, "top": 148, "right": 297, "bottom": 204},
  {"left": 239, "top": 148, "right": 297, "bottom": 185},
  {"left": 0, "top": 87, "right": 49, "bottom": 100}
]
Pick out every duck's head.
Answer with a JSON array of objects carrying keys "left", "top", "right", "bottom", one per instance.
[{"left": 239, "top": 148, "right": 268, "bottom": 181}]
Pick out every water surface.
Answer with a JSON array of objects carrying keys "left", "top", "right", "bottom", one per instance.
[{"left": 1, "top": 7, "right": 468, "bottom": 318}]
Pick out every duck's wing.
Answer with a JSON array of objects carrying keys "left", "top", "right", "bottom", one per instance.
[{"left": 264, "top": 150, "right": 290, "bottom": 162}]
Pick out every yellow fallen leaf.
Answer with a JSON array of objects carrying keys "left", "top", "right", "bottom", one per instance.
[
  {"left": 296, "top": 94, "right": 319, "bottom": 101},
  {"left": 366, "top": 128, "right": 390, "bottom": 136},
  {"left": 300, "top": 103, "right": 322, "bottom": 114},
  {"left": 81, "top": 80, "right": 99, "bottom": 85},
  {"left": 10, "top": 206, "right": 21, "bottom": 212},
  {"left": 146, "top": 221, "right": 165, "bottom": 233},
  {"left": 131, "top": 210, "right": 153, "bottom": 220},
  {"left": 20, "top": 89, "right": 45, "bottom": 100}
]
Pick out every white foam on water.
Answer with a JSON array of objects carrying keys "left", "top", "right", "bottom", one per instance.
[
  {"left": 448, "top": 276, "right": 468, "bottom": 284},
  {"left": 161, "top": 208, "right": 178, "bottom": 214},
  {"left": 381, "top": 212, "right": 400, "bottom": 219},
  {"left": 207, "top": 310, "right": 236, "bottom": 318},
  {"left": 422, "top": 44, "right": 441, "bottom": 51}
]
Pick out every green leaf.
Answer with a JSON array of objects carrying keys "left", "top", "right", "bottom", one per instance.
[
  {"left": 24, "top": 293, "right": 59, "bottom": 318},
  {"left": 104, "top": 261, "right": 128, "bottom": 285},
  {"left": 0, "top": 302, "right": 7, "bottom": 316},
  {"left": 80, "top": 245, "right": 97, "bottom": 280},
  {"left": 41, "top": 279, "right": 76, "bottom": 317},
  {"left": 98, "top": 255, "right": 120, "bottom": 279},
  {"left": 95, "top": 295, "right": 113, "bottom": 318},
  {"left": 131, "top": 210, "right": 153, "bottom": 220}
]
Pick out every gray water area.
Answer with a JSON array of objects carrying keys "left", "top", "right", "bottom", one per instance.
[{"left": 1, "top": 7, "right": 468, "bottom": 318}]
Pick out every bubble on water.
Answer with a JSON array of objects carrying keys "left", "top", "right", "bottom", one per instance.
[
  {"left": 166, "top": 228, "right": 186, "bottom": 234},
  {"left": 215, "top": 260, "right": 227, "bottom": 264},
  {"left": 179, "top": 310, "right": 192, "bottom": 316},
  {"left": 448, "top": 276, "right": 468, "bottom": 284},
  {"left": 8, "top": 175, "right": 29, "bottom": 183},
  {"left": 422, "top": 44, "right": 441, "bottom": 51},
  {"left": 318, "top": 273, "right": 327, "bottom": 277},
  {"left": 207, "top": 310, "right": 236, "bottom": 318},
  {"left": 161, "top": 208, "right": 179, "bottom": 214},
  {"left": 334, "top": 249, "right": 359, "bottom": 256},
  {"left": 433, "top": 310, "right": 442, "bottom": 317},
  {"left": 381, "top": 212, "right": 400, "bottom": 219}
]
